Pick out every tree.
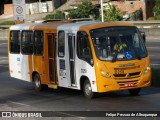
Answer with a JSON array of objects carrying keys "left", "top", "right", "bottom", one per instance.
[
  {"left": 43, "top": 11, "right": 64, "bottom": 20},
  {"left": 103, "top": 2, "right": 122, "bottom": 21},
  {"left": 153, "top": 0, "right": 160, "bottom": 15},
  {"left": 68, "top": 0, "right": 99, "bottom": 19}
]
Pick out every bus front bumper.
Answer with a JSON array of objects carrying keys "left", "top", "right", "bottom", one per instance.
[{"left": 96, "top": 72, "right": 151, "bottom": 93}]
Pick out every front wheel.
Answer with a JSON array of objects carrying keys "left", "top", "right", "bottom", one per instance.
[
  {"left": 128, "top": 88, "right": 141, "bottom": 96},
  {"left": 83, "top": 79, "right": 94, "bottom": 99}
]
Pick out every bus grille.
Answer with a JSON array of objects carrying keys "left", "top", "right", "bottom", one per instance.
[{"left": 113, "top": 72, "right": 140, "bottom": 78}]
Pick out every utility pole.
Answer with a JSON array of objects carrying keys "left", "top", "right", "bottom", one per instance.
[
  {"left": 100, "top": 0, "right": 104, "bottom": 22},
  {"left": 144, "top": 0, "right": 147, "bottom": 21},
  {"left": 52, "top": 0, "right": 55, "bottom": 12}
]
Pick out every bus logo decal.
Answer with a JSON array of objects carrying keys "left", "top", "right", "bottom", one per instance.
[
  {"left": 17, "top": 58, "right": 21, "bottom": 65},
  {"left": 119, "top": 63, "right": 135, "bottom": 68},
  {"left": 81, "top": 69, "right": 87, "bottom": 73},
  {"left": 17, "top": 58, "right": 20, "bottom": 61}
]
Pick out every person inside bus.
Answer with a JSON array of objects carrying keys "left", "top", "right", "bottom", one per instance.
[{"left": 113, "top": 38, "right": 127, "bottom": 52}]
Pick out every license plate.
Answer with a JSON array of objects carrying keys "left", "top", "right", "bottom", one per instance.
[{"left": 124, "top": 82, "right": 134, "bottom": 87}]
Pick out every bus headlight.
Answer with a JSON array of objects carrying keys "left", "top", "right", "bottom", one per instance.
[
  {"left": 100, "top": 68, "right": 110, "bottom": 78},
  {"left": 143, "top": 67, "right": 150, "bottom": 74}
]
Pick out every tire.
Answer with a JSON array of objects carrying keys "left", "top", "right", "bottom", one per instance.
[
  {"left": 33, "top": 73, "right": 43, "bottom": 92},
  {"left": 83, "top": 79, "right": 94, "bottom": 99},
  {"left": 128, "top": 88, "right": 141, "bottom": 96}
]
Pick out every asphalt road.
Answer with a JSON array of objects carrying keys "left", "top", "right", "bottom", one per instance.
[
  {"left": 0, "top": 39, "right": 160, "bottom": 120},
  {"left": 146, "top": 41, "right": 160, "bottom": 68}
]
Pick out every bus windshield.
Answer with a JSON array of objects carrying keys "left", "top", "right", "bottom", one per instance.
[{"left": 90, "top": 26, "right": 147, "bottom": 61}]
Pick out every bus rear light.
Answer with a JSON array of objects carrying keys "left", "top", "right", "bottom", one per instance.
[
  {"left": 92, "top": 81, "right": 95, "bottom": 84},
  {"left": 18, "top": 71, "right": 21, "bottom": 73}
]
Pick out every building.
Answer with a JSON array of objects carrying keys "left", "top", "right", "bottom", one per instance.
[{"left": 110, "top": 0, "right": 155, "bottom": 20}]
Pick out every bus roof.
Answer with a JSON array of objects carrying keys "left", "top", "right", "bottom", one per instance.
[
  {"left": 58, "top": 21, "right": 135, "bottom": 31},
  {"left": 9, "top": 21, "right": 135, "bottom": 31}
]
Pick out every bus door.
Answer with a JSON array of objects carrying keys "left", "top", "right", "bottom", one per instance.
[
  {"left": 68, "top": 33, "right": 76, "bottom": 86},
  {"left": 57, "top": 31, "right": 76, "bottom": 87},
  {"left": 47, "top": 34, "right": 57, "bottom": 84}
]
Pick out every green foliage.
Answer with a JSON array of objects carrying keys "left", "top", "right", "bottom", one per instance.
[
  {"left": 0, "top": 21, "right": 15, "bottom": 25},
  {"left": 147, "top": 15, "right": 160, "bottom": 20},
  {"left": 153, "top": 0, "right": 160, "bottom": 15},
  {"left": 104, "top": 2, "right": 122, "bottom": 21},
  {"left": 43, "top": 11, "right": 64, "bottom": 20},
  {"left": 154, "top": 15, "right": 160, "bottom": 20},
  {"left": 68, "top": 0, "right": 99, "bottom": 19}
]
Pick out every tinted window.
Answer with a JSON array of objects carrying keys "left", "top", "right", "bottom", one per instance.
[
  {"left": 34, "top": 31, "right": 43, "bottom": 55},
  {"left": 58, "top": 31, "right": 65, "bottom": 57},
  {"left": 10, "top": 31, "right": 21, "bottom": 54},
  {"left": 21, "top": 31, "right": 33, "bottom": 55},
  {"left": 77, "top": 31, "right": 92, "bottom": 63}
]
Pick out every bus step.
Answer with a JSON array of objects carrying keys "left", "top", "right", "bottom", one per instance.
[{"left": 48, "top": 84, "right": 58, "bottom": 89}]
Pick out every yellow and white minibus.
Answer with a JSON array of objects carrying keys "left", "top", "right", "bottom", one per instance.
[{"left": 8, "top": 20, "right": 151, "bottom": 99}]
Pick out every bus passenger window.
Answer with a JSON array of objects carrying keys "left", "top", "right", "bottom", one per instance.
[
  {"left": 34, "top": 31, "right": 43, "bottom": 55},
  {"left": 10, "top": 31, "right": 20, "bottom": 54},
  {"left": 58, "top": 31, "right": 65, "bottom": 57},
  {"left": 21, "top": 31, "right": 33, "bottom": 55},
  {"left": 77, "top": 31, "right": 92, "bottom": 64}
]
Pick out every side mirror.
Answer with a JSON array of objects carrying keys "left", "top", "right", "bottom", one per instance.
[{"left": 140, "top": 31, "right": 146, "bottom": 43}]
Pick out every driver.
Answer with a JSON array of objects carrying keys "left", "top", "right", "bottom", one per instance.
[{"left": 113, "top": 41, "right": 127, "bottom": 52}]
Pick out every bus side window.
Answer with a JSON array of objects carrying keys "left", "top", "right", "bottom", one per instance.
[
  {"left": 34, "top": 31, "right": 43, "bottom": 55},
  {"left": 10, "top": 31, "right": 20, "bottom": 54},
  {"left": 77, "top": 31, "right": 93, "bottom": 65},
  {"left": 21, "top": 31, "right": 33, "bottom": 55},
  {"left": 58, "top": 31, "right": 65, "bottom": 57}
]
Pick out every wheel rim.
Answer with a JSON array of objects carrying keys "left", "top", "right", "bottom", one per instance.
[
  {"left": 85, "top": 83, "right": 92, "bottom": 96},
  {"left": 35, "top": 76, "right": 40, "bottom": 88}
]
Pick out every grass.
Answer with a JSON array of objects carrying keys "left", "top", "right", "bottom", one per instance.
[
  {"left": 0, "top": 21, "right": 15, "bottom": 25},
  {"left": 151, "top": 68, "right": 160, "bottom": 87}
]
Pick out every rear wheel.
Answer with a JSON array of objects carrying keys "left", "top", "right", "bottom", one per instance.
[
  {"left": 83, "top": 79, "right": 94, "bottom": 99},
  {"left": 33, "top": 73, "right": 44, "bottom": 91},
  {"left": 128, "top": 88, "right": 141, "bottom": 96}
]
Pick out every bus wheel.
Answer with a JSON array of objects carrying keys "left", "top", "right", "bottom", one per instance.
[
  {"left": 83, "top": 79, "right": 94, "bottom": 99},
  {"left": 128, "top": 88, "right": 141, "bottom": 96},
  {"left": 33, "top": 73, "right": 43, "bottom": 92}
]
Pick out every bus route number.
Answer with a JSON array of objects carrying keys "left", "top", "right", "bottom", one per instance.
[{"left": 114, "top": 69, "right": 124, "bottom": 74}]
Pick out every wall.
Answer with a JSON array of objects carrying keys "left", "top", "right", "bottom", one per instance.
[
  {"left": 111, "top": 1, "right": 155, "bottom": 20},
  {"left": 4, "top": 4, "right": 13, "bottom": 16},
  {"left": 111, "top": 1, "right": 145, "bottom": 20}
]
